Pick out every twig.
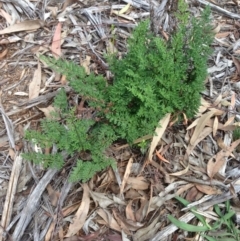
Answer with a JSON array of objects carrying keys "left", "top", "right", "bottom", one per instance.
[
  {"left": 11, "top": 169, "right": 58, "bottom": 241},
  {"left": 195, "top": 0, "right": 240, "bottom": 19},
  {"left": 0, "top": 154, "right": 22, "bottom": 241}
]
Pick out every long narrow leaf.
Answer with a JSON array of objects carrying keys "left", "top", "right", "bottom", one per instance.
[
  {"left": 175, "top": 196, "right": 209, "bottom": 228},
  {"left": 201, "top": 234, "right": 217, "bottom": 241},
  {"left": 168, "top": 215, "right": 209, "bottom": 232}
]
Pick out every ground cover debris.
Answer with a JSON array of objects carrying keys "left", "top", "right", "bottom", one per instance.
[{"left": 0, "top": 0, "right": 240, "bottom": 240}]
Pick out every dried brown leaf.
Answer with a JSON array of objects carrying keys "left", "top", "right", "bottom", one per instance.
[
  {"left": 207, "top": 139, "right": 240, "bottom": 179},
  {"left": 96, "top": 209, "right": 121, "bottom": 232},
  {"left": 8, "top": 148, "right": 15, "bottom": 160},
  {"left": 213, "top": 116, "right": 218, "bottom": 137},
  {"left": 52, "top": 22, "right": 62, "bottom": 58},
  {"left": 215, "top": 32, "right": 231, "bottom": 38},
  {"left": 111, "top": 11, "right": 135, "bottom": 21},
  {"left": 0, "top": 36, "right": 21, "bottom": 44},
  {"left": 133, "top": 216, "right": 160, "bottom": 241},
  {"left": 0, "top": 20, "right": 44, "bottom": 34},
  {"left": 186, "top": 186, "right": 199, "bottom": 202},
  {"left": 29, "top": 62, "right": 41, "bottom": 100},
  {"left": 62, "top": 0, "right": 78, "bottom": 10},
  {"left": 135, "top": 198, "right": 148, "bottom": 222},
  {"left": 201, "top": 98, "right": 211, "bottom": 108},
  {"left": 220, "top": 99, "right": 231, "bottom": 107},
  {"left": 212, "top": 24, "right": 221, "bottom": 33},
  {"left": 126, "top": 200, "right": 136, "bottom": 221},
  {"left": 231, "top": 92, "right": 236, "bottom": 108},
  {"left": 0, "top": 48, "right": 8, "bottom": 60},
  {"left": 63, "top": 237, "right": 79, "bottom": 241},
  {"left": 38, "top": 105, "right": 56, "bottom": 119},
  {"left": 206, "top": 119, "right": 235, "bottom": 131},
  {"left": 213, "top": 94, "right": 222, "bottom": 106},
  {"left": 187, "top": 117, "right": 200, "bottom": 130},
  {"left": 186, "top": 127, "right": 213, "bottom": 156},
  {"left": 217, "top": 137, "right": 228, "bottom": 150},
  {"left": 65, "top": 184, "right": 90, "bottom": 237},
  {"left": 127, "top": 177, "right": 149, "bottom": 190},
  {"left": 45, "top": 202, "right": 80, "bottom": 241},
  {"left": 120, "top": 158, "right": 133, "bottom": 195},
  {"left": 90, "top": 192, "right": 114, "bottom": 208},
  {"left": 112, "top": 208, "right": 144, "bottom": 232},
  {"left": 125, "top": 189, "right": 141, "bottom": 199},
  {"left": 176, "top": 184, "right": 195, "bottom": 196},
  {"left": 208, "top": 108, "right": 224, "bottom": 115},
  {"left": 112, "top": 209, "right": 131, "bottom": 235},
  {"left": 190, "top": 110, "right": 216, "bottom": 145},
  {"left": 0, "top": 9, "right": 12, "bottom": 24},
  {"left": 148, "top": 113, "right": 171, "bottom": 162},
  {"left": 195, "top": 184, "right": 222, "bottom": 195},
  {"left": 170, "top": 164, "right": 189, "bottom": 176}
]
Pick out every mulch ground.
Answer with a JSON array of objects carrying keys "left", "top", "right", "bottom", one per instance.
[{"left": 0, "top": 0, "right": 240, "bottom": 241}]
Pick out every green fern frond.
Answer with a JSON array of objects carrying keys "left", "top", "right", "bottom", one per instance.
[
  {"left": 24, "top": 0, "right": 213, "bottom": 182},
  {"left": 22, "top": 152, "right": 64, "bottom": 169}
]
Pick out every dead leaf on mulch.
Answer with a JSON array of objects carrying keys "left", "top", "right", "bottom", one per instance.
[
  {"left": 113, "top": 208, "right": 144, "bottom": 233},
  {"left": 215, "top": 31, "right": 231, "bottom": 38},
  {"left": 186, "top": 186, "right": 203, "bottom": 202},
  {"left": 8, "top": 148, "right": 15, "bottom": 160},
  {"left": 29, "top": 62, "right": 41, "bottom": 100},
  {"left": 0, "top": 35, "right": 21, "bottom": 44},
  {"left": 38, "top": 105, "right": 56, "bottom": 119},
  {"left": 90, "top": 191, "right": 125, "bottom": 209},
  {"left": 65, "top": 183, "right": 90, "bottom": 237},
  {"left": 133, "top": 216, "right": 160, "bottom": 241},
  {"left": 96, "top": 209, "right": 121, "bottom": 232},
  {"left": 196, "top": 184, "right": 222, "bottom": 195},
  {"left": 148, "top": 113, "right": 171, "bottom": 162},
  {"left": 112, "top": 209, "right": 131, "bottom": 235},
  {"left": 186, "top": 127, "right": 213, "bottom": 157},
  {"left": 0, "top": 48, "right": 8, "bottom": 60},
  {"left": 62, "top": 0, "right": 78, "bottom": 10},
  {"left": 135, "top": 197, "right": 148, "bottom": 222},
  {"left": 0, "top": 9, "right": 12, "bottom": 24},
  {"left": 63, "top": 236, "right": 79, "bottom": 241},
  {"left": 213, "top": 116, "right": 218, "bottom": 137},
  {"left": 170, "top": 164, "right": 189, "bottom": 176},
  {"left": 0, "top": 20, "right": 44, "bottom": 35},
  {"left": 45, "top": 202, "right": 81, "bottom": 241},
  {"left": 125, "top": 200, "right": 136, "bottom": 221},
  {"left": 207, "top": 139, "right": 240, "bottom": 179},
  {"left": 120, "top": 157, "right": 133, "bottom": 195},
  {"left": 52, "top": 22, "right": 62, "bottom": 58},
  {"left": 190, "top": 110, "right": 217, "bottom": 145},
  {"left": 127, "top": 176, "right": 149, "bottom": 190}
]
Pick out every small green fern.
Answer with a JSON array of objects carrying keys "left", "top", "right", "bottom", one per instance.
[
  {"left": 23, "top": 104, "right": 116, "bottom": 182},
  {"left": 23, "top": 0, "right": 213, "bottom": 182}
]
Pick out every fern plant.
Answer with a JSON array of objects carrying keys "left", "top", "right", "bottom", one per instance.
[
  {"left": 22, "top": 96, "right": 117, "bottom": 182},
  {"left": 23, "top": 0, "right": 213, "bottom": 182}
]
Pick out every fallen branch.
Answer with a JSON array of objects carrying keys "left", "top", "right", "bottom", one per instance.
[{"left": 195, "top": 0, "right": 240, "bottom": 19}]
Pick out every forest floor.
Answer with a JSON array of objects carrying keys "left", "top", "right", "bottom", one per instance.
[{"left": 1, "top": 0, "right": 240, "bottom": 241}]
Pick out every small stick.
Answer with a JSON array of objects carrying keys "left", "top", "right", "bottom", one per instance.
[{"left": 195, "top": 0, "right": 240, "bottom": 19}]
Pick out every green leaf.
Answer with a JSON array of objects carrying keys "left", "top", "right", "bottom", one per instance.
[
  {"left": 201, "top": 235, "right": 217, "bottom": 241},
  {"left": 168, "top": 215, "right": 210, "bottom": 232},
  {"left": 174, "top": 196, "right": 210, "bottom": 229}
]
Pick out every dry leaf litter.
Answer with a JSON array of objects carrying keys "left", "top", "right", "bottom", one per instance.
[{"left": 0, "top": 0, "right": 240, "bottom": 240}]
